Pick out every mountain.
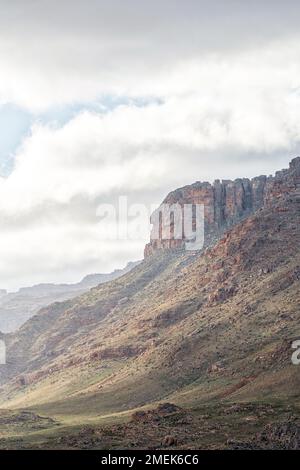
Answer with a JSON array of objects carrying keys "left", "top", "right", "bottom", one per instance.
[
  {"left": 0, "top": 261, "right": 140, "bottom": 333},
  {"left": 0, "top": 158, "right": 299, "bottom": 449},
  {"left": 145, "top": 156, "right": 300, "bottom": 255}
]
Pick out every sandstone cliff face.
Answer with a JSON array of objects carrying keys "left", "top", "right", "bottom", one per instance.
[{"left": 145, "top": 157, "right": 300, "bottom": 257}]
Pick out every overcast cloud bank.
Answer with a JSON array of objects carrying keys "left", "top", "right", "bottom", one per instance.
[{"left": 0, "top": 0, "right": 300, "bottom": 289}]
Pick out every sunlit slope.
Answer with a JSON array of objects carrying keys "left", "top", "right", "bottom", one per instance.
[{"left": 0, "top": 190, "right": 299, "bottom": 419}]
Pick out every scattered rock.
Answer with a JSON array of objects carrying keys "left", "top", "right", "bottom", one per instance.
[
  {"left": 229, "top": 421, "right": 300, "bottom": 449},
  {"left": 162, "top": 435, "right": 178, "bottom": 447},
  {"left": 131, "top": 403, "right": 183, "bottom": 423}
]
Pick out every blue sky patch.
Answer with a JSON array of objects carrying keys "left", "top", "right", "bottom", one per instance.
[{"left": 0, "top": 96, "right": 158, "bottom": 177}]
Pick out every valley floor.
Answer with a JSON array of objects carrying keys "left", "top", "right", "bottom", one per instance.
[{"left": 0, "top": 397, "right": 299, "bottom": 450}]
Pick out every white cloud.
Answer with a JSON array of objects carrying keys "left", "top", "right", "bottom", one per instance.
[
  {"left": 2, "top": 60, "right": 300, "bottom": 214},
  {"left": 0, "top": 61, "right": 300, "bottom": 290},
  {"left": 0, "top": 0, "right": 300, "bottom": 110},
  {"left": 1, "top": 1, "right": 300, "bottom": 289}
]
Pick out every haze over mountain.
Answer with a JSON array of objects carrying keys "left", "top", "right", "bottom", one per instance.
[
  {"left": 0, "top": 261, "right": 140, "bottom": 333},
  {"left": 0, "top": 157, "right": 299, "bottom": 449}
]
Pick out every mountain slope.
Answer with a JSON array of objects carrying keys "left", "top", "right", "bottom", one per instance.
[
  {"left": 0, "top": 159, "right": 299, "bottom": 448},
  {"left": 0, "top": 261, "right": 140, "bottom": 333}
]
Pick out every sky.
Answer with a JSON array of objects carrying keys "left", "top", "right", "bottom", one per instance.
[{"left": 1, "top": 0, "right": 300, "bottom": 291}]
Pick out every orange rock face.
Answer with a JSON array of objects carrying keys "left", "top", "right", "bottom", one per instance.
[{"left": 144, "top": 157, "right": 300, "bottom": 257}]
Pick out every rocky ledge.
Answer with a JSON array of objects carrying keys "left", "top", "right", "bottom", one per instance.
[{"left": 145, "top": 157, "right": 300, "bottom": 257}]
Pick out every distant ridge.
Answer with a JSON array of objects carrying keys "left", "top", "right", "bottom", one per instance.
[{"left": 0, "top": 260, "right": 141, "bottom": 333}]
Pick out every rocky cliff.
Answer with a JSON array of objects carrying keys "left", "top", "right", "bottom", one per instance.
[{"left": 145, "top": 157, "right": 300, "bottom": 256}]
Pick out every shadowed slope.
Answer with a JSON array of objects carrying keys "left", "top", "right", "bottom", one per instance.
[{"left": 0, "top": 185, "right": 299, "bottom": 418}]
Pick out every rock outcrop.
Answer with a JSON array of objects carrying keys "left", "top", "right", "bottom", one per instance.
[{"left": 145, "top": 157, "right": 300, "bottom": 257}]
